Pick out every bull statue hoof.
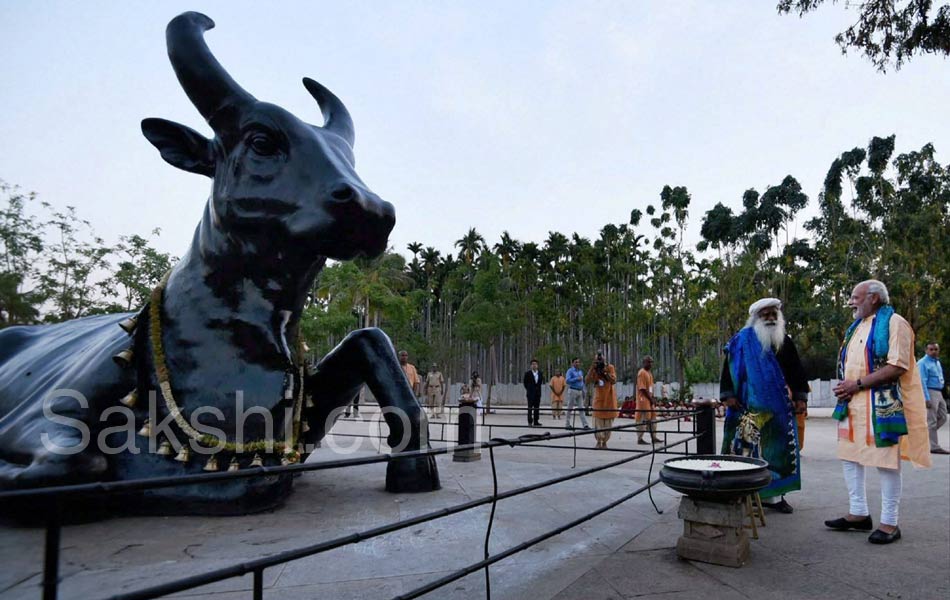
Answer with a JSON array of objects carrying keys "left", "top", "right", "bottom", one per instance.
[{"left": 386, "top": 454, "right": 441, "bottom": 493}]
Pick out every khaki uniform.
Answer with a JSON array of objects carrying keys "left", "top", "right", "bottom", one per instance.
[{"left": 425, "top": 371, "right": 445, "bottom": 416}]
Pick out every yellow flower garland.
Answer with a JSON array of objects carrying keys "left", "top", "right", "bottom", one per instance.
[{"left": 146, "top": 271, "right": 304, "bottom": 461}]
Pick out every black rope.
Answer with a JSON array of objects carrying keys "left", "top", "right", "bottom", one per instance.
[
  {"left": 571, "top": 422, "right": 578, "bottom": 469},
  {"left": 646, "top": 436, "right": 663, "bottom": 515},
  {"left": 392, "top": 477, "right": 664, "bottom": 600},
  {"left": 483, "top": 444, "right": 499, "bottom": 600},
  {"left": 108, "top": 434, "right": 698, "bottom": 600},
  {"left": 0, "top": 415, "right": 696, "bottom": 502}
]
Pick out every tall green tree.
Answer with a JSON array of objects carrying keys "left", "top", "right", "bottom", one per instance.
[
  {"left": 108, "top": 230, "right": 177, "bottom": 311},
  {"left": 778, "top": 0, "right": 950, "bottom": 71},
  {"left": 0, "top": 181, "right": 45, "bottom": 325}
]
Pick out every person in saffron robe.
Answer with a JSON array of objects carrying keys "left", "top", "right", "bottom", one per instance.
[
  {"left": 720, "top": 298, "right": 809, "bottom": 514},
  {"left": 587, "top": 351, "right": 618, "bottom": 449},
  {"left": 399, "top": 350, "right": 421, "bottom": 397},
  {"left": 636, "top": 356, "right": 658, "bottom": 445},
  {"left": 549, "top": 369, "right": 566, "bottom": 420},
  {"left": 826, "top": 280, "right": 930, "bottom": 544}
]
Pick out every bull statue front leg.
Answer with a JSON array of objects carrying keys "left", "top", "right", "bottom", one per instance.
[{"left": 303, "top": 328, "right": 440, "bottom": 492}]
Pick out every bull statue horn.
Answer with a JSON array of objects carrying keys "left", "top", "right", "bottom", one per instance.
[
  {"left": 303, "top": 77, "right": 355, "bottom": 147},
  {"left": 166, "top": 12, "right": 255, "bottom": 128}
]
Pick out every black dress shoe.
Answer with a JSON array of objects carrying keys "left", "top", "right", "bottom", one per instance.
[
  {"left": 868, "top": 527, "right": 901, "bottom": 544},
  {"left": 825, "top": 516, "right": 873, "bottom": 531},
  {"left": 763, "top": 499, "right": 794, "bottom": 514}
]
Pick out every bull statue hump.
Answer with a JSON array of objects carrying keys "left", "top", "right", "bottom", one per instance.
[{"left": 0, "top": 11, "right": 439, "bottom": 515}]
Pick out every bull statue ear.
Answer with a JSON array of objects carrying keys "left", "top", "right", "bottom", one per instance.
[{"left": 141, "top": 118, "right": 214, "bottom": 176}]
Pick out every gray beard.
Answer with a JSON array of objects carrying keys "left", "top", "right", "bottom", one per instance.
[{"left": 753, "top": 318, "right": 785, "bottom": 352}]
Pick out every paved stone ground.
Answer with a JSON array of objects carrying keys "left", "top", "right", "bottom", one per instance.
[{"left": 0, "top": 412, "right": 947, "bottom": 600}]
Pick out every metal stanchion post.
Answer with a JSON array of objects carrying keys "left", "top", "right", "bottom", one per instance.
[
  {"left": 454, "top": 399, "right": 481, "bottom": 462},
  {"left": 692, "top": 399, "right": 717, "bottom": 455},
  {"left": 42, "top": 500, "right": 61, "bottom": 600}
]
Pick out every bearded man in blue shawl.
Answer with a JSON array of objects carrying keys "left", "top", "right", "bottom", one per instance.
[{"left": 720, "top": 298, "right": 809, "bottom": 514}]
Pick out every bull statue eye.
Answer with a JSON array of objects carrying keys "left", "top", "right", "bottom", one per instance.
[{"left": 248, "top": 132, "right": 279, "bottom": 156}]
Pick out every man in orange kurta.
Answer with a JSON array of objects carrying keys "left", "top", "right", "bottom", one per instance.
[
  {"left": 549, "top": 370, "right": 566, "bottom": 419},
  {"left": 398, "top": 351, "right": 420, "bottom": 397},
  {"left": 587, "top": 351, "right": 618, "bottom": 449},
  {"left": 826, "top": 280, "right": 930, "bottom": 545},
  {"left": 636, "top": 357, "right": 658, "bottom": 445}
]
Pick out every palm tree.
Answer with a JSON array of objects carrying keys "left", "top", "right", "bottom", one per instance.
[
  {"left": 420, "top": 246, "right": 442, "bottom": 341},
  {"left": 494, "top": 231, "right": 521, "bottom": 270},
  {"left": 455, "top": 228, "right": 486, "bottom": 265}
]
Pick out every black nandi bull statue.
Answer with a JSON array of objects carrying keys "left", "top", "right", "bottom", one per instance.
[{"left": 0, "top": 12, "right": 439, "bottom": 514}]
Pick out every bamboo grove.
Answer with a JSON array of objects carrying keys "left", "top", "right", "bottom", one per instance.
[{"left": 2, "top": 136, "right": 948, "bottom": 395}]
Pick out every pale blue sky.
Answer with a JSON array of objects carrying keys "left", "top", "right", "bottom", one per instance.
[{"left": 1, "top": 1, "right": 947, "bottom": 260}]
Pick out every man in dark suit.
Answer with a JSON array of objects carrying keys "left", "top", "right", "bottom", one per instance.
[{"left": 523, "top": 358, "right": 543, "bottom": 426}]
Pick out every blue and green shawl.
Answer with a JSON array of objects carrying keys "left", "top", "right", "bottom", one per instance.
[
  {"left": 833, "top": 305, "right": 908, "bottom": 447},
  {"left": 721, "top": 327, "right": 800, "bottom": 498}
]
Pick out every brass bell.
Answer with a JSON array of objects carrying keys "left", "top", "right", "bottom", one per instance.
[
  {"left": 112, "top": 348, "right": 135, "bottom": 368},
  {"left": 174, "top": 446, "right": 190, "bottom": 463},
  {"left": 119, "top": 390, "right": 138, "bottom": 408},
  {"left": 249, "top": 453, "right": 264, "bottom": 467},
  {"left": 157, "top": 440, "right": 173, "bottom": 456},
  {"left": 228, "top": 457, "right": 241, "bottom": 472},
  {"left": 118, "top": 316, "right": 138, "bottom": 334},
  {"left": 138, "top": 419, "right": 153, "bottom": 437},
  {"left": 300, "top": 421, "right": 310, "bottom": 433},
  {"left": 203, "top": 455, "right": 219, "bottom": 472},
  {"left": 305, "top": 394, "right": 314, "bottom": 408},
  {"left": 281, "top": 455, "right": 291, "bottom": 466}
]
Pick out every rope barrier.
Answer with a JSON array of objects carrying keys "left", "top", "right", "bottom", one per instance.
[
  {"left": 14, "top": 404, "right": 707, "bottom": 600},
  {"left": 103, "top": 433, "right": 699, "bottom": 600},
  {"left": 0, "top": 412, "right": 696, "bottom": 501}
]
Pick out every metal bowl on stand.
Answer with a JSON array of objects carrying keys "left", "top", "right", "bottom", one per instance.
[{"left": 660, "top": 455, "right": 771, "bottom": 501}]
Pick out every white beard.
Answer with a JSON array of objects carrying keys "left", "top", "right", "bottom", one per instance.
[{"left": 751, "top": 315, "right": 786, "bottom": 352}]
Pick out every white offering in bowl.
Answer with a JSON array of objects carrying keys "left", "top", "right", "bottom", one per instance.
[{"left": 667, "top": 458, "right": 761, "bottom": 471}]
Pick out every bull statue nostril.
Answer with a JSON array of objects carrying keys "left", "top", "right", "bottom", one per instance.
[{"left": 330, "top": 183, "right": 357, "bottom": 202}]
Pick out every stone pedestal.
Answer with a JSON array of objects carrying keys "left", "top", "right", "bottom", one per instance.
[
  {"left": 675, "top": 496, "right": 749, "bottom": 568},
  {"left": 453, "top": 400, "right": 481, "bottom": 462}
]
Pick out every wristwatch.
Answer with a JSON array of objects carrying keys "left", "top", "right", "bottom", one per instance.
[{"left": 856, "top": 378, "right": 863, "bottom": 390}]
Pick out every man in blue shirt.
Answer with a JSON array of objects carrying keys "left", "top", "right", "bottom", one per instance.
[
  {"left": 918, "top": 342, "right": 948, "bottom": 454},
  {"left": 564, "top": 357, "right": 590, "bottom": 430}
]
